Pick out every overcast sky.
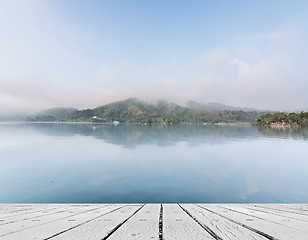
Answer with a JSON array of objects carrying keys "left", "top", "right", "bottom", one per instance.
[{"left": 1, "top": 0, "right": 308, "bottom": 115}]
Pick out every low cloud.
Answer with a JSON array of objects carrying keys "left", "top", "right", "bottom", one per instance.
[
  {"left": 1, "top": 21, "right": 308, "bottom": 116},
  {"left": 1, "top": 41, "right": 308, "bottom": 117},
  {"left": 191, "top": 27, "right": 308, "bottom": 111}
]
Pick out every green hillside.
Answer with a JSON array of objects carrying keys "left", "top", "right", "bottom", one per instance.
[
  {"left": 68, "top": 98, "right": 266, "bottom": 124},
  {"left": 257, "top": 112, "right": 308, "bottom": 127}
]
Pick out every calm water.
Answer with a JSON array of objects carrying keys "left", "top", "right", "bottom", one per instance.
[{"left": 0, "top": 122, "right": 307, "bottom": 203}]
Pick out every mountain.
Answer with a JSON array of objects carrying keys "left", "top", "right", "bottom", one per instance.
[
  {"left": 24, "top": 98, "right": 269, "bottom": 124},
  {"left": 27, "top": 107, "right": 78, "bottom": 121},
  {"left": 187, "top": 101, "right": 257, "bottom": 112},
  {"left": 69, "top": 98, "right": 190, "bottom": 123},
  {"left": 68, "top": 98, "right": 265, "bottom": 124}
]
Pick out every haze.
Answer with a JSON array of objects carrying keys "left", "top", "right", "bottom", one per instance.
[{"left": 1, "top": 0, "right": 308, "bottom": 116}]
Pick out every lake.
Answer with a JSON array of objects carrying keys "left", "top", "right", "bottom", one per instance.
[{"left": 0, "top": 122, "right": 307, "bottom": 203}]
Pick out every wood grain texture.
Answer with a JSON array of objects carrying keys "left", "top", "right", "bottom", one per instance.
[
  {"left": 49, "top": 204, "right": 143, "bottom": 240},
  {"left": 180, "top": 204, "right": 268, "bottom": 240},
  {"left": 249, "top": 204, "right": 308, "bottom": 217},
  {"left": 0, "top": 205, "right": 78, "bottom": 227},
  {"left": 107, "top": 204, "right": 160, "bottom": 240},
  {"left": 0, "top": 204, "right": 116, "bottom": 240},
  {"left": 244, "top": 204, "right": 308, "bottom": 222},
  {"left": 226, "top": 205, "right": 308, "bottom": 230},
  {"left": 0, "top": 204, "right": 307, "bottom": 240},
  {"left": 163, "top": 204, "right": 214, "bottom": 240},
  {"left": 0, "top": 205, "right": 58, "bottom": 219},
  {"left": 198, "top": 204, "right": 308, "bottom": 240}
]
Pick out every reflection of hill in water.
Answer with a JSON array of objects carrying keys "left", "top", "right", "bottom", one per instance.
[
  {"left": 19, "top": 123, "right": 308, "bottom": 147},
  {"left": 25, "top": 123, "right": 260, "bottom": 147},
  {"left": 257, "top": 127, "right": 308, "bottom": 140}
]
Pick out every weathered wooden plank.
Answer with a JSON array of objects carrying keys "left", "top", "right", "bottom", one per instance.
[
  {"left": 198, "top": 204, "right": 308, "bottom": 240},
  {"left": 106, "top": 204, "right": 160, "bottom": 240},
  {"left": 0, "top": 204, "right": 114, "bottom": 239},
  {"left": 273, "top": 204, "right": 308, "bottom": 212},
  {"left": 1, "top": 204, "right": 308, "bottom": 240},
  {"left": 220, "top": 205, "right": 308, "bottom": 232},
  {"left": 241, "top": 204, "right": 308, "bottom": 222},
  {"left": 0, "top": 204, "right": 40, "bottom": 212},
  {"left": 0, "top": 205, "right": 82, "bottom": 227},
  {"left": 249, "top": 204, "right": 308, "bottom": 217},
  {"left": 0, "top": 205, "right": 103, "bottom": 235},
  {"left": 0, "top": 205, "right": 58, "bottom": 218},
  {"left": 0, "top": 204, "right": 89, "bottom": 219},
  {"left": 259, "top": 204, "right": 308, "bottom": 211},
  {"left": 163, "top": 204, "right": 214, "bottom": 240},
  {"left": 180, "top": 204, "right": 268, "bottom": 240},
  {"left": 49, "top": 204, "right": 143, "bottom": 240},
  {"left": 0, "top": 206, "right": 32, "bottom": 214}
]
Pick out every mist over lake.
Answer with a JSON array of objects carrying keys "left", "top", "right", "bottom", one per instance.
[{"left": 0, "top": 123, "right": 307, "bottom": 203}]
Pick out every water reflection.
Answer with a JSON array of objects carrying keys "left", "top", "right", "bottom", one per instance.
[
  {"left": 22, "top": 123, "right": 308, "bottom": 144},
  {"left": 257, "top": 126, "right": 308, "bottom": 140},
  {"left": 0, "top": 123, "right": 307, "bottom": 203}
]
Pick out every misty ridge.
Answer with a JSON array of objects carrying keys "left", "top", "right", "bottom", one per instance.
[
  {"left": 0, "top": 98, "right": 259, "bottom": 120},
  {"left": 18, "top": 98, "right": 273, "bottom": 124}
]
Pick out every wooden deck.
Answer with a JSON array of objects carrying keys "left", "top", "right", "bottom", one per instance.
[{"left": 0, "top": 204, "right": 307, "bottom": 239}]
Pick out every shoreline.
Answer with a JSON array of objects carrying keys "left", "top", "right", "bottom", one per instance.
[
  {"left": 2, "top": 120, "right": 308, "bottom": 128},
  {"left": 0, "top": 120, "right": 254, "bottom": 126}
]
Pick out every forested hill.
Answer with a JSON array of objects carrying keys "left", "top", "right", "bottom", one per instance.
[
  {"left": 257, "top": 112, "right": 308, "bottom": 127},
  {"left": 66, "top": 98, "right": 268, "bottom": 124}
]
